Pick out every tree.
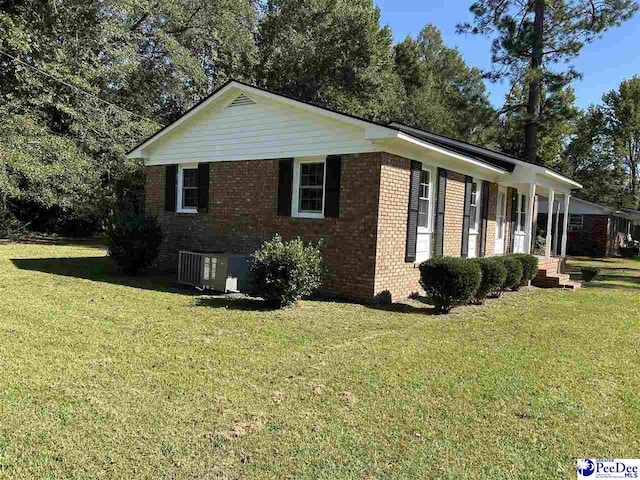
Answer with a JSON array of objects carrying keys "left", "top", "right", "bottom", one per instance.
[
  {"left": 500, "top": 81, "right": 579, "bottom": 169},
  {"left": 255, "top": 0, "right": 403, "bottom": 122},
  {"left": 0, "top": 0, "right": 258, "bottom": 234},
  {"left": 601, "top": 76, "right": 640, "bottom": 208},
  {"left": 393, "top": 25, "right": 498, "bottom": 145},
  {"left": 459, "top": 0, "right": 638, "bottom": 164},
  {"left": 565, "top": 107, "right": 627, "bottom": 207}
]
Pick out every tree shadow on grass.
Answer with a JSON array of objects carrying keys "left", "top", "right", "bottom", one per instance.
[
  {"left": 194, "top": 295, "right": 273, "bottom": 311},
  {"left": 11, "top": 256, "right": 197, "bottom": 296},
  {"left": 366, "top": 295, "right": 441, "bottom": 315}
]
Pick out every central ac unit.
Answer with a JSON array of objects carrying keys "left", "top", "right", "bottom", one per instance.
[{"left": 177, "top": 251, "right": 249, "bottom": 293}]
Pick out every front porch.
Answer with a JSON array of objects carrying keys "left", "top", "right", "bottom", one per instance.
[{"left": 505, "top": 178, "right": 579, "bottom": 288}]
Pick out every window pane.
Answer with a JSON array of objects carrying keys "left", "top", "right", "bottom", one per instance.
[
  {"left": 183, "top": 168, "right": 198, "bottom": 187},
  {"left": 418, "top": 198, "right": 429, "bottom": 228},
  {"left": 183, "top": 188, "right": 197, "bottom": 208},
  {"left": 497, "top": 217, "right": 504, "bottom": 238},
  {"left": 470, "top": 183, "right": 478, "bottom": 206},
  {"left": 300, "top": 163, "right": 324, "bottom": 187},
  {"left": 299, "top": 187, "right": 323, "bottom": 212},
  {"left": 470, "top": 206, "right": 477, "bottom": 228}
]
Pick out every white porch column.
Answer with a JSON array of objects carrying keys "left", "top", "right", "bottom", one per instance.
[
  {"left": 525, "top": 183, "right": 537, "bottom": 254},
  {"left": 561, "top": 193, "right": 571, "bottom": 257},
  {"left": 545, "top": 189, "right": 555, "bottom": 258},
  {"left": 554, "top": 200, "right": 561, "bottom": 255}
]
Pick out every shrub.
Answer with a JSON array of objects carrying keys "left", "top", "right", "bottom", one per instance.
[
  {"left": 581, "top": 266, "right": 600, "bottom": 283},
  {"left": 498, "top": 256, "right": 523, "bottom": 292},
  {"left": 470, "top": 257, "right": 507, "bottom": 304},
  {"left": 248, "top": 235, "right": 323, "bottom": 308},
  {"left": 106, "top": 212, "right": 162, "bottom": 275},
  {"left": 419, "top": 257, "right": 481, "bottom": 313},
  {"left": 509, "top": 253, "right": 539, "bottom": 287}
]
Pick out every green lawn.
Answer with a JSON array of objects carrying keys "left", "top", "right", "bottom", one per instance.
[{"left": 1, "top": 242, "right": 639, "bottom": 479}]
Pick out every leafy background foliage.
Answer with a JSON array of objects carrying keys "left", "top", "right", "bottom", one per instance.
[{"left": 0, "top": 0, "right": 638, "bottom": 237}]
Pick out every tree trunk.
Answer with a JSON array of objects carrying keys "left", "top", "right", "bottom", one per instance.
[
  {"left": 524, "top": 0, "right": 545, "bottom": 164},
  {"left": 630, "top": 141, "right": 639, "bottom": 209}
]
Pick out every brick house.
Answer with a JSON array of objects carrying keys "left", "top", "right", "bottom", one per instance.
[
  {"left": 128, "top": 80, "right": 582, "bottom": 301},
  {"left": 538, "top": 197, "right": 640, "bottom": 257}
]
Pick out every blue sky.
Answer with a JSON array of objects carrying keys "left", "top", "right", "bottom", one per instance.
[{"left": 375, "top": 0, "right": 640, "bottom": 109}]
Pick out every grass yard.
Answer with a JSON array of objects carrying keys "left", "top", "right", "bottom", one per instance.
[{"left": 0, "top": 242, "right": 639, "bottom": 479}]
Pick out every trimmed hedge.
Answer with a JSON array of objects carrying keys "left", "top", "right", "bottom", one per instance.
[
  {"left": 419, "top": 257, "right": 481, "bottom": 313},
  {"left": 581, "top": 266, "right": 600, "bottom": 283},
  {"left": 498, "top": 256, "right": 523, "bottom": 291},
  {"left": 106, "top": 212, "right": 162, "bottom": 275},
  {"left": 248, "top": 235, "right": 323, "bottom": 308},
  {"left": 509, "top": 253, "right": 539, "bottom": 287},
  {"left": 470, "top": 257, "right": 507, "bottom": 304}
]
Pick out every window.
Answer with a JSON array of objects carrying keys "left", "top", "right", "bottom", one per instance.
[
  {"left": 469, "top": 180, "right": 480, "bottom": 233},
  {"left": 415, "top": 166, "right": 434, "bottom": 262},
  {"left": 517, "top": 193, "right": 527, "bottom": 232},
  {"left": 496, "top": 191, "right": 506, "bottom": 239},
  {"left": 418, "top": 170, "right": 431, "bottom": 229},
  {"left": 292, "top": 158, "right": 326, "bottom": 218},
  {"left": 569, "top": 214, "right": 583, "bottom": 232},
  {"left": 177, "top": 164, "right": 198, "bottom": 213}
]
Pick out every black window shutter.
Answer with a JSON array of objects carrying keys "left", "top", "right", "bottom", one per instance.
[
  {"left": 165, "top": 165, "right": 177, "bottom": 212},
  {"left": 478, "top": 180, "right": 490, "bottom": 257},
  {"left": 324, "top": 155, "right": 342, "bottom": 217},
  {"left": 434, "top": 168, "right": 447, "bottom": 257},
  {"left": 405, "top": 161, "right": 422, "bottom": 263},
  {"left": 461, "top": 175, "right": 473, "bottom": 257},
  {"left": 277, "top": 158, "right": 294, "bottom": 216},
  {"left": 509, "top": 187, "right": 518, "bottom": 253},
  {"left": 197, "top": 163, "right": 209, "bottom": 212}
]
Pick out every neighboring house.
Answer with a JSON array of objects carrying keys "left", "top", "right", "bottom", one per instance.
[
  {"left": 538, "top": 197, "right": 640, "bottom": 257},
  {"left": 127, "top": 80, "right": 581, "bottom": 301}
]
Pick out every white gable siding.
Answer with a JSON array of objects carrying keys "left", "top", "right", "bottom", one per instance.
[{"left": 145, "top": 93, "right": 377, "bottom": 165}]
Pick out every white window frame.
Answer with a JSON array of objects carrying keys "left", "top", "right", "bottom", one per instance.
[
  {"left": 516, "top": 192, "right": 527, "bottom": 233},
  {"left": 469, "top": 179, "right": 481, "bottom": 234},
  {"left": 177, "top": 163, "right": 199, "bottom": 214},
  {"left": 292, "top": 157, "right": 326, "bottom": 219},
  {"left": 568, "top": 214, "right": 583, "bottom": 232},
  {"left": 496, "top": 189, "right": 507, "bottom": 241},
  {"left": 415, "top": 165, "right": 436, "bottom": 263}
]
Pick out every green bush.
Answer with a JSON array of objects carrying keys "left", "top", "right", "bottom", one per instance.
[
  {"left": 106, "top": 213, "right": 163, "bottom": 275},
  {"left": 498, "top": 256, "right": 523, "bottom": 292},
  {"left": 470, "top": 257, "right": 507, "bottom": 304},
  {"left": 248, "top": 235, "right": 323, "bottom": 308},
  {"left": 581, "top": 266, "right": 600, "bottom": 283},
  {"left": 419, "top": 257, "right": 481, "bottom": 313},
  {"left": 509, "top": 253, "right": 539, "bottom": 287}
]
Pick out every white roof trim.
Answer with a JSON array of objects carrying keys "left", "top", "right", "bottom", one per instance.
[
  {"left": 542, "top": 169, "right": 582, "bottom": 188},
  {"left": 395, "top": 132, "right": 507, "bottom": 174}
]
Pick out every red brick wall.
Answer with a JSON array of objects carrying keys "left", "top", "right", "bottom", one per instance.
[
  {"left": 443, "top": 172, "right": 466, "bottom": 256},
  {"left": 146, "top": 154, "right": 502, "bottom": 301},
  {"left": 373, "top": 154, "right": 420, "bottom": 300},
  {"left": 145, "top": 154, "right": 380, "bottom": 299},
  {"left": 373, "top": 163, "right": 481, "bottom": 300}
]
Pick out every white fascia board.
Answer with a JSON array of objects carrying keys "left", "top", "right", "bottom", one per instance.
[
  {"left": 543, "top": 169, "right": 582, "bottom": 188},
  {"left": 395, "top": 132, "right": 506, "bottom": 174}
]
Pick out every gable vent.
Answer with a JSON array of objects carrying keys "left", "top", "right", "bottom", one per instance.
[{"left": 227, "top": 93, "right": 256, "bottom": 108}]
